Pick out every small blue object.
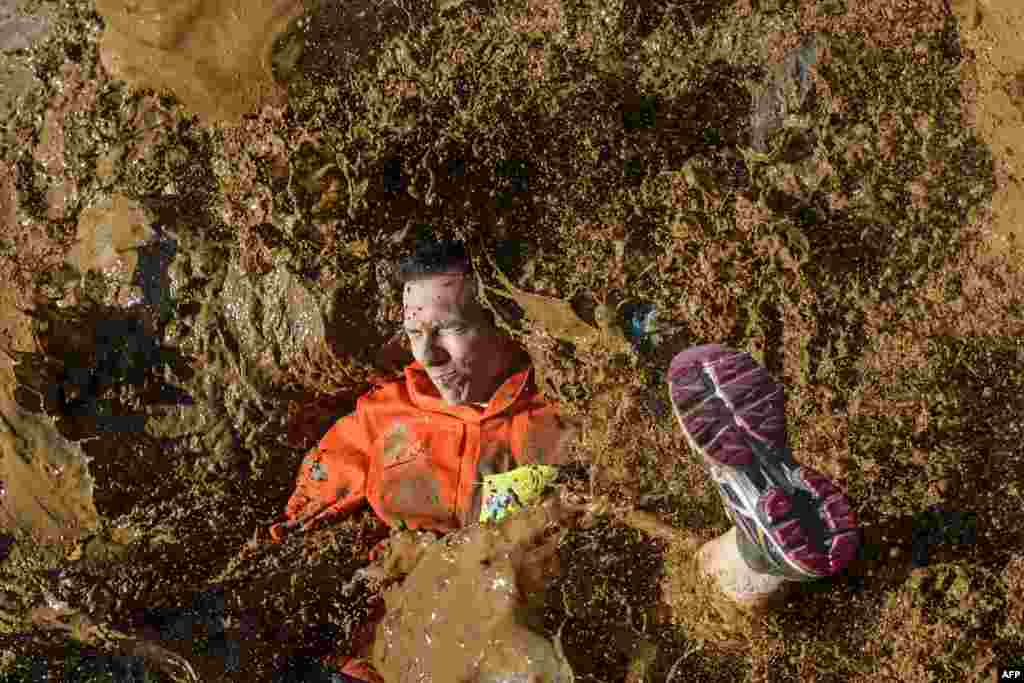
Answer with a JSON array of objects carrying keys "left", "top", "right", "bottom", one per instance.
[
  {"left": 628, "top": 304, "right": 658, "bottom": 340},
  {"left": 627, "top": 303, "right": 669, "bottom": 354},
  {"left": 483, "top": 488, "right": 522, "bottom": 521}
]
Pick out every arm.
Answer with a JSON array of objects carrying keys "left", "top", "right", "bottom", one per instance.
[
  {"left": 269, "top": 402, "right": 374, "bottom": 543},
  {"left": 518, "top": 409, "right": 582, "bottom": 468}
]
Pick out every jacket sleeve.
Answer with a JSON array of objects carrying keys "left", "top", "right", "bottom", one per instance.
[{"left": 269, "top": 401, "right": 375, "bottom": 543}]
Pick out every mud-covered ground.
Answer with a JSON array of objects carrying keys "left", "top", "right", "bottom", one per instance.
[{"left": 0, "top": 0, "right": 1023, "bottom": 681}]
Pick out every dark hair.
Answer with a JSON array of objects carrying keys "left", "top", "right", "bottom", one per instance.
[
  {"left": 395, "top": 238, "right": 504, "bottom": 329},
  {"left": 395, "top": 238, "right": 474, "bottom": 285}
]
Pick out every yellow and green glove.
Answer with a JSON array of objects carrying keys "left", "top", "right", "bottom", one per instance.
[{"left": 480, "top": 464, "right": 560, "bottom": 524}]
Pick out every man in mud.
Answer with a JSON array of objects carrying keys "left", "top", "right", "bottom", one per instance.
[{"left": 268, "top": 239, "right": 861, "bottom": 681}]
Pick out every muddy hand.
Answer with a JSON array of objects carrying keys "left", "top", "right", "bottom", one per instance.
[{"left": 482, "top": 486, "right": 586, "bottom": 554}]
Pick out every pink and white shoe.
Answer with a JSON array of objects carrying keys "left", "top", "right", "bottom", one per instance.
[{"left": 667, "top": 344, "right": 861, "bottom": 581}]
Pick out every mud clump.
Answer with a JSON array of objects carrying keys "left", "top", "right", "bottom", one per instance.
[
  {"left": 0, "top": 0, "right": 54, "bottom": 123},
  {"left": 0, "top": 355, "right": 100, "bottom": 553},
  {"left": 369, "top": 493, "right": 580, "bottom": 683},
  {"left": 95, "top": 0, "right": 304, "bottom": 127},
  {"left": 951, "top": 0, "right": 1024, "bottom": 254}
]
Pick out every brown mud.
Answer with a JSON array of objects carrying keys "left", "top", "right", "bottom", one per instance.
[{"left": 0, "top": 0, "right": 1023, "bottom": 681}]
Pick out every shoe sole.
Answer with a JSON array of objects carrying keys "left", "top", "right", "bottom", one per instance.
[{"left": 667, "top": 344, "right": 860, "bottom": 580}]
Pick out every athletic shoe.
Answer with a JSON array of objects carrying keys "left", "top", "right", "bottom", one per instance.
[{"left": 666, "top": 344, "right": 860, "bottom": 580}]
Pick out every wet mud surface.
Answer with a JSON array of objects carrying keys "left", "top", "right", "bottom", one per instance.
[{"left": 0, "top": 0, "right": 1023, "bottom": 681}]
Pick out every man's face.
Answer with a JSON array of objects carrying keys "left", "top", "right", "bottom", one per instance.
[{"left": 402, "top": 271, "right": 518, "bottom": 406}]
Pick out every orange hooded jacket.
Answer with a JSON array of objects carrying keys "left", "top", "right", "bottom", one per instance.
[{"left": 268, "top": 358, "right": 580, "bottom": 543}]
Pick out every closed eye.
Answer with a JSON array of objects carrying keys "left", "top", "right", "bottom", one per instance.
[{"left": 406, "top": 324, "right": 468, "bottom": 336}]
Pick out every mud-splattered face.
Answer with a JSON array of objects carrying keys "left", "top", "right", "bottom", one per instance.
[{"left": 403, "top": 271, "right": 518, "bottom": 406}]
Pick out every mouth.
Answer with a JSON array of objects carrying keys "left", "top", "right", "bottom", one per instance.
[{"left": 433, "top": 372, "right": 458, "bottom": 385}]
